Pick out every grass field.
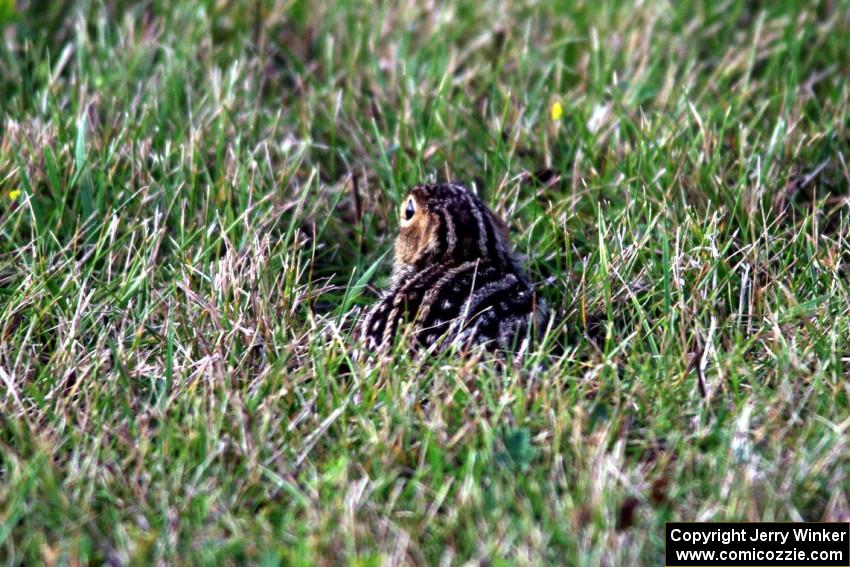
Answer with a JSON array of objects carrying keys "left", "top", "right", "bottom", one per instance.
[{"left": 1, "top": 0, "right": 849, "bottom": 564}]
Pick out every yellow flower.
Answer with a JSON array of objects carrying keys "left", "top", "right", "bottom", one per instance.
[
  {"left": 550, "top": 101, "right": 563, "bottom": 121},
  {"left": 8, "top": 189, "right": 21, "bottom": 200}
]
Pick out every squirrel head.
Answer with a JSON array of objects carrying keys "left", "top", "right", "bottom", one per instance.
[{"left": 392, "top": 184, "right": 511, "bottom": 285}]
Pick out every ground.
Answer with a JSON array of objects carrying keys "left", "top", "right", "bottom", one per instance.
[{"left": 1, "top": 0, "right": 849, "bottom": 564}]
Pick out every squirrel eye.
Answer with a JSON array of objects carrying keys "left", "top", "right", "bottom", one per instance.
[{"left": 404, "top": 198, "right": 416, "bottom": 220}]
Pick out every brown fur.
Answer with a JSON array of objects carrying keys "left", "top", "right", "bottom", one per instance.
[{"left": 394, "top": 194, "right": 436, "bottom": 269}]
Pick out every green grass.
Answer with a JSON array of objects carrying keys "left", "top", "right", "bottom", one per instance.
[{"left": 1, "top": 0, "right": 849, "bottom": 564}]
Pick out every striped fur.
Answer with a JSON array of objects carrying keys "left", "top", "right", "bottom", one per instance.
[{"left": 359, "top": 183, "right": 548, "bottom": 353}]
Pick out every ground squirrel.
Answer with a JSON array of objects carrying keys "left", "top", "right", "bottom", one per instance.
[{"left": 358, "top": 183, "right": 548, "bottom": 354}]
